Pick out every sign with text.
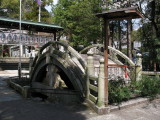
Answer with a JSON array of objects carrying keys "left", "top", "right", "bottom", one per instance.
[{"left": 0, "top": 32, "right": 54, "bottom": 46}]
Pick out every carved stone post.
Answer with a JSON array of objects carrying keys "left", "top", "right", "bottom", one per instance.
[
  {"left": 136, "top": 53, "right": 142, "bottom": 81},
  {"left": 29, "top": 56, "right": 33, "bottom": 78},
  {"left": 97, "top": 58, "right": 105, "bottom": 107},
  {"left": 86, "top": 51, "right": 94, "bottom": 99},
  {"left": 87, "top": 51, "right": 94, "bottom": 75}
]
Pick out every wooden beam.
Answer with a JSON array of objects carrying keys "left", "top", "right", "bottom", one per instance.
[{"left": 104, "top": 18, "right": 109, "bottom": 106}]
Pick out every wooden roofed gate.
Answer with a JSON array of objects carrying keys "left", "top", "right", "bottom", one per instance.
[
  {"left": 0, "top": 16, "right": 63, "bottom": 58},
  {"left": 83, "top": 7, "right": 144, "bottom": 114},
  {"left": 0, "top": 16, "right": 63, "bottom": 71}
]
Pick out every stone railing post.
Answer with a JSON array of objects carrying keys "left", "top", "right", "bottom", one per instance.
[
  {"left": 87, "top": 51, "right": 94, "bottom": 76},
  {"left": 136, "top": 53, "right": 142, "bottom": 81},
  {"left": 29, "top": 57, "right": 33, "bottom": 72},
  {"left": 86, "top": 51, "right": 94, "bottom": 99},
  {"left": 29, "top": 57, "right": 33, "bottom": 79},
  {"left": 97, "top": 58, "right": 105, "bottom": 107}
]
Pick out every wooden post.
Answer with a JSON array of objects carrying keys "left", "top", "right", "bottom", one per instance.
[
  {"left": 54, "top": 32, "right": 56, "bottom": 41},
  {"left": 1, "top": 44, "right": 3, "bottom": 57},
  {"left": 104, "top": 18, "right": 109, "bottom": 106},
  {"left": 127, "top": 20, "right": 132, "bottom": 60}
]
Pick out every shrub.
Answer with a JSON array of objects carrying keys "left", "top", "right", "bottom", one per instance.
[
  {"left": 139, "top": 76, "right": 160, "bottom": 98},
  {"left": 108, "top": 76, "right": 160, "bottom": 104},
  {"left": 108, "top": 80, "right": 131, "bottom": 104},
  {"left": 129, "top": 80, "right": 142, "bottom": 97},
  {"left": 129, "top": 76, "right": 160, "bottom": 98}
]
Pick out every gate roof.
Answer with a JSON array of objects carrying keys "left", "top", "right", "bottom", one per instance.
[
  {"left": 96, "top": 7, "right": 144, "bottom": 20},
  {"left": 0, "top": 17, "right": 63, "bottom": 33}
]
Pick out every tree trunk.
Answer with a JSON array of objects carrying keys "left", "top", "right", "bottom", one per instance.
[
  {"left": 127, "top": 20, "right": 132, "bottom": 60},
  {"left": 150, "top": 0, "right": 159, "bottom": 37},
  {"left": 118, "top": 21, "right": 122, "bottom": 51},
  {"left": 111, "top": 22, "right": 114, "bottom": 47},
  {"left": 154, "top": 62, "right": 156, "bottom": 72}
]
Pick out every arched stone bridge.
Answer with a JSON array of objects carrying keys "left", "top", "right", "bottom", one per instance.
[
  {"left": 30, "top": 42, "right": 137, "bottom": 101},
  {"left": 30, "top": 41, "right": 87, "bottom": 98}
]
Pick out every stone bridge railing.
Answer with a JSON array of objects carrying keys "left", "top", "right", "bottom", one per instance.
[
  {"left": 142, "top": 71, "right": 160, "bottom": 77},
  {"left": 81, "top": 44, "right": 143, "bottom": 81},
  {"left": 86, "top": 50, "right": 143, "bottom": 114},
  {"left": 31, "top": 41, "right": 86, "bottom": 73}
]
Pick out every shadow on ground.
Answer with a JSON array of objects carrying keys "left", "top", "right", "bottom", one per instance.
[
  {"left": 0, "top": 76, "right": 94, "bottom": 120},
  {"left": 0, "top": 100, "right": 92, "bottom": 120}
]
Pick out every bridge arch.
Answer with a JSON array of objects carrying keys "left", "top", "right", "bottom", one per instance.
[
  {"left": 80, "top": 44, "right": 136, "bottom": 80},
  {"left": 80, "top": 44, "right": 135, "bottom": 66},
  {"left": 30, "top": 41, "right": 87, "bottom": 98}
]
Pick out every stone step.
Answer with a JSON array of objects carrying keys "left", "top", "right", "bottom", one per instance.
[{"left": 0, "top": 63, "right": 29, "bottom": 70}]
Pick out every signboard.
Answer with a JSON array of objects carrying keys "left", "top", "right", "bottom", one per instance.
[{"left": 0, "top": 32, "right": 54, "bottom": 46}]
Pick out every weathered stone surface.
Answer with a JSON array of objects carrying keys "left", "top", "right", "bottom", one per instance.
[{"left": 30, "top": 42, "right": 86, "bottom": 99}]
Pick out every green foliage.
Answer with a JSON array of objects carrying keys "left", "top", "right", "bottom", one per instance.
[
  {"left": 129, "top": 80, "right": 141, "bottom": 95},
  {"left": 131, "top": 28, "right": 143, "bottom": 42},
  {"left": 136, "top": 0, "right": 160, "bottom": 71},
  {"left": 109, "top": 76, "right": 160, "bottom": 104},
  {"left": 0, "top": 0, "right": 52, "bottom": 23},
  {"left": 108, "top": 80, "right": 131, "bottom": 104},
  {"left": 139, "top": 76, "right": 160, "bottom": 98},
  {"left": 0, "top": 0, "right": 19, "bottom": 18},
  {"left": 52, "top": 0, "right": 104, "bottom": 48}
]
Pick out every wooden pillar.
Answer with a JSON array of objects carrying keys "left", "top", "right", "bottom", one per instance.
[
  {"left": 1, "top": 44, "right": 3, "bottom": 57},
  {"left": 118, "top": 21, "right": 122, "bottom": 51},
  {"left": 54, "top": 32, "right": 56, "bottom": 41},
  {"left": 127, "top": 20, "right": 132, "bottom": 60},
  {"left": 104, "top": 18, "right": 109, "bottom": 106}
]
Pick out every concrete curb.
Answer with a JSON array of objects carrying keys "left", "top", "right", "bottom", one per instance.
[
  {"left": 109, "top": 97, "right": 149, "bottom": 112},
  {"left": 7, "top": 78, "right": 30, "bottom": 98},
  {"left": 87, "top": 97, "right": 160, "bottom": 115}
]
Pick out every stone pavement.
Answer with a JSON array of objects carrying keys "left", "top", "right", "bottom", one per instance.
[
  {"left": 0, "top": 72, "right": 160, "bottom": 120},
  {"left": 88, "top": 100, "right": 160, "bottom": 120},
  {"left": 0, "top": 75, "right": 22, "bottom": 102}
]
